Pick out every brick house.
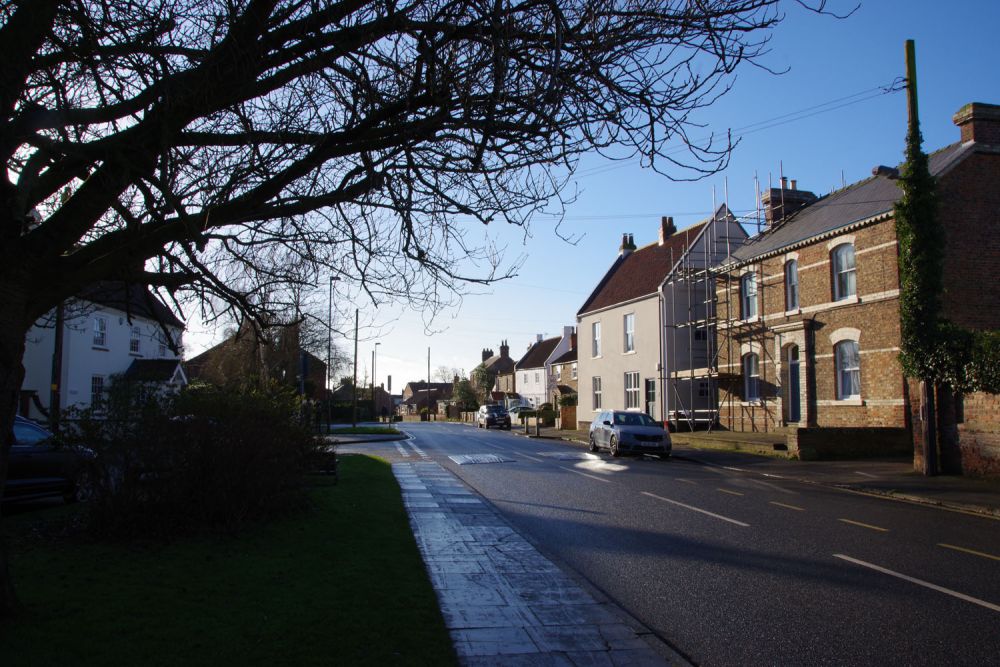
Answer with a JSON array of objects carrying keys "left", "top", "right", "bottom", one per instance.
[{"left": 714, "top": 102, "right": 1000, "bottom": 462}]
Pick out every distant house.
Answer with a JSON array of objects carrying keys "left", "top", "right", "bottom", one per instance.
[
  {"left": 20, "top": 281, "right": 186, "bottom": 420},
  {"left": 185, "top": 322, "right": 326, "bottom": 399},
  {"left": 713, "top": 102, "right": 1000, "bottom": 470},
  {"left": 549, "top": 342, "right": 578, "bottom": 405},
  {"left": 514, "top": 327, "right": 575, "bottom": 408},
  {"left": 399, "top": 381, "right": 454, "bottom": 415}
]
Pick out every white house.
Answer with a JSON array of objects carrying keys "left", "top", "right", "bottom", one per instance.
[
  {"left": 513, "top": 327, "right": 574, "bottom": 407},
  {"left": 20, "top": 282, "right": 186, "bottom": 420}
]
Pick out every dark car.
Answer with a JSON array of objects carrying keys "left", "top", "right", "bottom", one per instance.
[
  {"left": 3, "top": 416, "right": 95, "bottom": 504},
  {"left": 589, "top": 410, "right": 671, "bottom": 458},
  {"left": 477, "top": 404, "right": 511, "bottom": 430}
]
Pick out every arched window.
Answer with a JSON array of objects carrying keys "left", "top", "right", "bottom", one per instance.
[
  {"left": 743, "top": 353, "right": 760, "bottom": 401},
  {"left": 740, "top": 272, "right": 758, "bottom": 319},
  {"left": 832, "top": 244, "right": 856, "bottom": 301},
  {"left": 835, "top": 340, "right": 861, "bottom": 399},
  {"left": 785, "top": 259, "right": 799, "bottom": 311}
]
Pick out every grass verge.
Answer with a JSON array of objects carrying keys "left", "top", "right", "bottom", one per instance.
[
  {"left": 329, "top": 426, "right": 402, "bottom": 435},
  {"left": 0, "top": 455, "right": 455, "bottom": 667}
]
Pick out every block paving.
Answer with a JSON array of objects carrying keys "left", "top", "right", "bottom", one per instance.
[{"left": 393, "top": 461, "right": 674, "bottom": 666}]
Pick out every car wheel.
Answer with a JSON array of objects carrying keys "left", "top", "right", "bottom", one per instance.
[
  {"left": 589, "top": 434, "right": 598, "bottom": 453},
  {"left": 609, "top": 436, "right": 621, "bottom": 457},
  {"left": 65, "top": 467, "right": 96, "bottom": 504}
]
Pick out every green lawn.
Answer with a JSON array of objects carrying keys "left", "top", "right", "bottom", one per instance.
[
  {"left": 0, "top": 455, "right": 455, "bottom": 666},
  {"left": 329, "top": 426, "right": 402, "bottom": 435}
]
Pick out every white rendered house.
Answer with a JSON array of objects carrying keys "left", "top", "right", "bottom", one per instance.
[{"left": 20, "top": 282, "right": 186, "bottom": 420}]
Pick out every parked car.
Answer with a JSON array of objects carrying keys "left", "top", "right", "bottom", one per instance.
[
  {"left": 589, "top": 410, "right": 671, "bottom": 458},
  {"left": 477, "top": 404, "right": 511, "bottom": 430},
  {"left": 3, "top": 415, "right": 96, "bottom": 504}
]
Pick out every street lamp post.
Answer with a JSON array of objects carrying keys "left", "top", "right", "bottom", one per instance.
[
  {"left": 326, "top": 276, "right": 339, "bottom": 433},
  {"left": 373, "top": 341, "right": 381, "bottom": 422}
]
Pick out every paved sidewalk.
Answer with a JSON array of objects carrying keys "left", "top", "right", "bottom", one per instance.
[
  {"left": 393, "top": 461, "right": 679, "bottom": 666},
  {"left": 514, "top": 425, "right": 1000, "bottom": 518}
]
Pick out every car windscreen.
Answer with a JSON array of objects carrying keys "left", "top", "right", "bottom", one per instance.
[
  {"left": 614, "top": 413, "right": 659, "bottom": 427},
  {"left": 14, "top": 420, "right": 53, "bottom": 445}
]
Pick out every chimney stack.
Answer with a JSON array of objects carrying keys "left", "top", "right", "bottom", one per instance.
[
  {"left": 953, "top": 102, "right": 1000, "bottom": 145},
  {"left": 619, "top": 232, "right": 636, "bottom": 257},
  {"left": 761, "top": 178, "right": 817, "bottom": 228},
  {"left": 500, "top": 339, "right": 509, "bottom": 359},
  {"left": 482, "top": 348, "right": 493, "bottom": 362},
  {"left": 658, "top": 216, "right": 676, "bottom": 245}
]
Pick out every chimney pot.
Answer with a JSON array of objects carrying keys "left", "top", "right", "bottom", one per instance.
[
  {"left": 761, "top": 185, "right": 817, "bottom": 228},
  {"left": 658, "top": 216, "right": 676, "bottom": 245},
  {"left": 790, "top": 179, "right": 797, "bottom": 190},
  {"left": 619, "top": 232, "right": 636, "bottom": 257}
]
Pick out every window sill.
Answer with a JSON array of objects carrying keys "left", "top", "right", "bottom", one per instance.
[
  {"left": 623, "top": 350, "right": 636, "bottom": 356},
  {"left": 92, "top": 345, "right": 109, "bottom": 351},
  {"left": 784, "top": 308, "right": 801, "bottom": 317},
  {"left": 740, "top": 315, "right": 761, "bottom": 325},
  {"left": 836, "top": 397, "right": 863, "bottom": 406},
  {"left": 129, "top": 352, "right": 143, "bottom": 357},
  {"left": 832, "top": 294, "right": 859, "bottom": 305}
]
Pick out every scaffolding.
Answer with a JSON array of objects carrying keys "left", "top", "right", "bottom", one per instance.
[{"left": 662, "top": 183, "right": 780, "bottom": 433}]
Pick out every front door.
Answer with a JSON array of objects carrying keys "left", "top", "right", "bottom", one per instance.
[
  {"left": 787, "top": 346, "right": 801, "bottom": 423},
  {"left": 644, "top": 379, "right": 656, "bottom": 418}
]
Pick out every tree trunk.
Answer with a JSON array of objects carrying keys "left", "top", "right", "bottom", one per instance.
[
  {"left": 0, "top": 317, "right": 28, "bottom": 617},
  {"left": 0, "top": 277, "right": 33, "bottom": 617}
]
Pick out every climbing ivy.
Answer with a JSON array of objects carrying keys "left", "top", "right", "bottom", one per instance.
[{"left": 895, "top": 116, "right": 1000, "bottom": 393}]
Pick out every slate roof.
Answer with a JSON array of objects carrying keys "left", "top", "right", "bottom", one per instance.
[
  {"left": 482, "top": 353, "right": 514, "bottom": 374},
  {"left": 550, "top": 348, "right": 577, "bottom": 365},
  {"left": 78, "top": 281, "right": 184, "bottom": 329},
  {"left": 577, "top": 221, "right": 708, "bottom": 316},
  {"left": 122, "top": 359, "right": 185, "bottom": 383},
  {"left": 515, "top": 337, "right": 561, "bottom": 370},
  {"left": 729, "top": 142, "right": 969, "bottom": 264},
  {"left": 404, "top": 381, "right": 454, "bottom": 397}
]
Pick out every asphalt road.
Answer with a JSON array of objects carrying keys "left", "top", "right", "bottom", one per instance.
[{"left": 355, "top": 422, "right": 1000, "bottom": 666}]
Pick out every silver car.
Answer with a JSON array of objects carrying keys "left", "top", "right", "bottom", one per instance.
[{"left": 589, "top": 410, "right": 671, "bottom": 458}]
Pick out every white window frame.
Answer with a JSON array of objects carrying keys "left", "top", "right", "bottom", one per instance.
[
  {"left": 592, "top": 376, "right": 602, "bottom": 410},
  {"left": 93, "top": 317, "right": 107, "bottom": 348},
  {"left": 130, "top": 325, "right": 142, "bottom": 354},
  {"left": 623, "top": 313, "right": 635, "bottom": 353},
  {"left": 91, "top": 375, "right": 105, "bottom": 407},
  {"left": 624, "top": 371, "right": 640, "bottom": 409},
  {"left": 743, "top": 353, "right": 760, "bottom": 402},
  {"left": 740, "top": 273, "right": 758, "bottom": 320},
  {"left": 832, "top": 243, "right": 857, "bottom": 301},
  {"left": 592, "top": 321, "right": 602, "bottom": 357},
  {"left": 571, "top": 363, "right": 577, "bottom": 380},
  {"left": 835, "top": 340, "right": 861, "bottom": 400},
  {"left": 534, "top": 371, "right": 540, "bottom": 384},
  {"left": 785, "top": 259, "right": 799, "bottom": 311}
]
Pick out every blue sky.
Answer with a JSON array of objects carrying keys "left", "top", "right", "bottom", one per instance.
[{"left": 188, "top": 1, "right": 1000, "bottom": 393}]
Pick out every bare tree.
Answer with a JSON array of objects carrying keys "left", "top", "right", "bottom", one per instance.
[{"left": 0, "top": 0, "right": 844, "bottom": 614}]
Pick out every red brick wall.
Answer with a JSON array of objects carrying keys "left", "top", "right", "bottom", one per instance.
[
  {"left": 937, "top": 152, "right": 1000, "bottom": 330},
  {"left": 957, "top": 392, "right": 1000, "bottom": 477}
]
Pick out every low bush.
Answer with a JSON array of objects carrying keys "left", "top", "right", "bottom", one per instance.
[{"left": 62, "top": 380, "right": 322, "bottom": 538}]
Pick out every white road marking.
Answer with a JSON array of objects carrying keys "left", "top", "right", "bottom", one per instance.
[
  {"left": 560, "top": 466, "right": 611, "bottom": 483},
  {"left": 408, "top": 441, "right": 429, "bottom": 459},
  {"left": 854, "top": 471, "right": 879, "bottom": 478},
  {"left": 769, "top": 501, "right": 806, "bottom": 512},
  {"left": 839, "top": 518, "right": 888, "bottom": 532},
  {"left": 834, "top": 554, "right": 1000, "bottom": 614},
  {"left": 717, "top": 488, "right": 744, "bottom": 497},
  {"left": 519, "top": 453, "right": 544, "bottom": 463},
  {"left": 747, "top": 478, "right": 797, "bottom": 495},
  {"left": 642, "top": 492, "right": 750, "bottom": 527},
  {"left": 394, "top": 443, "right": 410, "bottom": 458},
  {"left": 676, "top": 478, "right": 698, "bottom": 485}
]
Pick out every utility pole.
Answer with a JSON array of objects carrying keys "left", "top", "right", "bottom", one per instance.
[
  {"left": 352, "top": 308, "right": 359, "bottom": 427},
  {"left": 427, "top": 346, "right": 431, "bottom": 420},
  {"left": 905, "top": 39, "right": 938, "bottom": 476},
  {"left": 373, "top": 341, "right": 380, "bottom": 421}
]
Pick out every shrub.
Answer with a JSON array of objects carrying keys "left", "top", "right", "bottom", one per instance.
[{"left": 61, "top": 380, "right": 322, "bottom": 538}]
